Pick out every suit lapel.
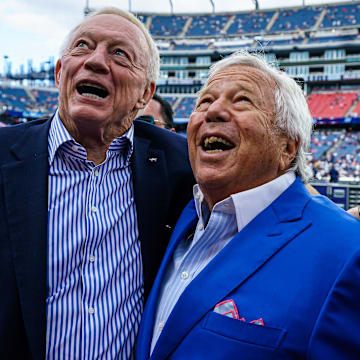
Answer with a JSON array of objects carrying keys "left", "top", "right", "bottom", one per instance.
[
  {"left": 151, "top": 178, "right": 312, "bottom": 360},
  {"left": 1, "top": 119, "right": 50, "bottom": 359},
  {"left": 132, "top": 133, "right": 172, "bottom": 298},
  {"left": 137, "top": 200, "right": 198, "bottom": 360}
]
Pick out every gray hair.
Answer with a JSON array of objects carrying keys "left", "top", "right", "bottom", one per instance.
[
  {"left": 204, "top": 50, "right": 313, "bottom": 182},
  {"left": 59, "top": 7, "right": 160, "bottom": 84}
]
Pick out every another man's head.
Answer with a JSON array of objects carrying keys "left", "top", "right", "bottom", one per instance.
[
  {"left": 142, "top": 94, "right": 175, "bottom": 131},
  {"left": 55, "top": 8, "right": 159, "bottom": 144},
  {"left": 187, "top": 51, "right": 313, "bottom": 210}
]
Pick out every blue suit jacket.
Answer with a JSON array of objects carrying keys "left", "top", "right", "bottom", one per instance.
[
  {"left": 0, "top": 117, "right": 195, "bottom": 359},
  {"left": 137, "top": 178, "right": 360, "bottom": 359}
]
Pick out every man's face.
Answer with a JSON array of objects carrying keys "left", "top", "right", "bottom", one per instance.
[
  {"left": 187, "top": 65, "right": 294, "bottom": 208},
  {"left": 55, "top": 14, "right": 154, "bottom": 138},
  {"left": 143, "top": 99, "right": 167, "bottom": 128}
]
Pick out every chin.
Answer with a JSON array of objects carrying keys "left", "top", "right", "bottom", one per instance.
[
  {"left": 197, "top": 172, "right": 227, "bottom": 188},
  {"left": 70, "top": 105, "right": 109, "bottom": 123}
]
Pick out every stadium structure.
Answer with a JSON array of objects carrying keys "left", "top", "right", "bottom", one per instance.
[{"left": 0, "top": 0, "right": 360, "bottom": 209}]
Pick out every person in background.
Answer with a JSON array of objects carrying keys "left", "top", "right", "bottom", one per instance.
[
  {"left": 141, "top": 94, "right": 176, "bottom": 132},
  {"left": 329, "top": 164, "right": 339, "bottom": 183},
  {"left": 136, "top": 51, "right": 360, "bottom": 360},
  {"left": 0, "top": 7, "right": 194, "bottom": 359}
]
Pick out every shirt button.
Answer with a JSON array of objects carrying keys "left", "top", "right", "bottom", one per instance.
[
  {"left": 89, "top": 255, "right": 95, "bottom": 262},
  {"left": 94, "top": 170, "right": 99, "bottom": 177},
  {"left": 88, "top": 307, "right": 95, "bottom": 315},
  {"left": 181, "top": 271, "right": 189, "bottom": 280},
  {"left": 158, "top": 321, "right": 165, "bottom": 330},
  {"left": 198, "top": 224, "right": 203, "bottom": 230},
  {"left": 91, "top": 206, "right": 98, "bottom": 213},
  {"left": 195, "top": 193, "right": 201, "bottom": 199}
]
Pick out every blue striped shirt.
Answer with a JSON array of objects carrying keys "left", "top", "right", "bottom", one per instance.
[
  {"left": 46, "top": 111, "right": 143, "bottom": 359},
  {"left": 151, "top": 172, "right": 295, "bottom": 352}
]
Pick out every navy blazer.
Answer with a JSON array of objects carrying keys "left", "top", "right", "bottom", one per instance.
[
  {"left": 0, "top": 117, "right": 195, "bottom": 359},
  {"left": 137, "top": 178, "right": 360, "bottom": 359}
]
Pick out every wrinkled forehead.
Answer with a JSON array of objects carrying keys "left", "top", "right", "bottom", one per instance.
[
  {"left": 69, "top": 13, "right": 149, "bottom": 54},
  {"left": 199, "top": 64, "right": 277, "bottom": 113},
  {"left": 206, "top": 64, "right": 276, "bottom": 91}
]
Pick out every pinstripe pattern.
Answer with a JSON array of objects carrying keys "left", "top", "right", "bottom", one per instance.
[
  {"left": 151, "top": 172, "right": 295, "bottom": 352},
  {"left": 46, "top": 112, "right": 142, "bottom": 360}
]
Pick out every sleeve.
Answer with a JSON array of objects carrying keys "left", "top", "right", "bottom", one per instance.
[{"left": 308, "top": 248, "right": 360, "bottom": 359}]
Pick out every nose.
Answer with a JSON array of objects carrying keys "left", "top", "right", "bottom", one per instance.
[
  {"left": 205, "top": 97, "right": 230, "bottom": 123},
  {"left": 84, "top": 45, "right": 110, "bottom": 74}
]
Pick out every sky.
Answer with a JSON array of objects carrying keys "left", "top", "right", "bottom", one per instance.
[{"left": 0, "top": 0, "right": 352, "bottom": 75}]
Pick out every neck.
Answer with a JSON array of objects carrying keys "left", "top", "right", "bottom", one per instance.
[{"left": 60, "top": 113, "right": 134, "bottom": 166}]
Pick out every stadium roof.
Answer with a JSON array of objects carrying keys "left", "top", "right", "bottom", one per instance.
[{"left": 88, "top": 0, "right": 356, "bottom": 13}]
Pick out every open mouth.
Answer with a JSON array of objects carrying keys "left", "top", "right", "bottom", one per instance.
[
  {"left": 76, "top": 82, "right": 109, "bottom": 100},
  {"left": 202, "top": 136, "right": 234, "bottom": 153}
]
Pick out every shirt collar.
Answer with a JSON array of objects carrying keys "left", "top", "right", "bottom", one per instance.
[
  {"left": 193, "top": 171, "right": 296, "bottom": 232},
  {"left": 48, "top": 110, "right": 134, "bottom": 165}
]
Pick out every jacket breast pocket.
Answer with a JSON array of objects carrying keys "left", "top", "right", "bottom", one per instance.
[{"left": 202, "top": 311, "right": 287, "bottom": 349}]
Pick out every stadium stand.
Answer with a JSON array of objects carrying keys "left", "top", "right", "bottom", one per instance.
[
  {"left": 227, "top": 11, "right": 275, "bottom": 35},
  {"left": 185, "top": 14, "right": 230, "bottom": 37},
  {"left": 270, "top": 7, "right": 323, "bottom": 32},
  {"left": 2, "top": 0, "right": 360, "bottom": 189},
  {"left": 173, "top": 97, "right": 197, "bottom": 119},
  {"left": 0, "top": 86, "right": 34, "bottom": 112},
  {"left": 150, "top": 15, "right": 188, "bottom": 37},
  {"left": 308, "top": 91, "right": 359, "bottom": 119},
  {"left": 320, "top": 2, "right": 360, "bottom": 29}
]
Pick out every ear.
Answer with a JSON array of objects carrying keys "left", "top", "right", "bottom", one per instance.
[
  {"left": 54, "top": 59, "right": 62, "bottom": 88},
  {"left": 278, "top": 137, "right": 299, "bottom": 172},
  {"left": 135, "top": 82, "right": 156, "bottom": 110}
]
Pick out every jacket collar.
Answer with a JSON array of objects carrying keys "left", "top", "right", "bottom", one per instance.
[{"left": 140, "top": 178, "right": 311, "bottom": 360}]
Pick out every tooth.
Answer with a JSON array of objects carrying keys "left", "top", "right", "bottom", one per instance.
[
  {"left": 204, "top": 136, "right": 232, "bottom": 148},
  {"left": 206, "top": 149, "right": 223, "bottom": 153},
  {"left": 82, "top": 93, "right": 102, "bottom": 99},
  {"left": 81, "top": 82, "right": 105, "bottom": 91}
]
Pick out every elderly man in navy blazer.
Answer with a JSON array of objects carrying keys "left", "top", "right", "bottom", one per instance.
[
  {"left": 136, "top": 51, "right": 360, "bottom": 359},
  {"left": 0, "top": 8, "right": 194, "bottom": 360}
]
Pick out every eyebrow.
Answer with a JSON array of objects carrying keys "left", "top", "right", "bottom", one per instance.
[
  {"left": 71, "top": 30, "right": 139, "bottom": 60},
  {"left": 202, "top": 81, "right": 255, "bottom": 97},
  {"left": 72, "top": 31, "right": 132, "bottom": 48}
]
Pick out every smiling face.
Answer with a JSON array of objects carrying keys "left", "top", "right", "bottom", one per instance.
[
  {"left": 55, "top": 13, "right": 155, "bottom": 143},
  {"left": 187, "top": 65, "right": 298, "bottom": 209}
]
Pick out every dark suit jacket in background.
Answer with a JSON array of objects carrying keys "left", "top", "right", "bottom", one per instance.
[{"left": 0, "top": 117, "right": 195, "bottom": 359}]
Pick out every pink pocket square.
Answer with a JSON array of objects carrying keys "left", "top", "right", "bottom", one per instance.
[{"left": 214, "top": 299, "right": 264, "bottom": 326}]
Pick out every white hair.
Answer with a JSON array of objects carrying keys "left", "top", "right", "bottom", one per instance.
[
  {"left": 59, "top": 7, "right": 160, "bottom": 84},
  {"left": 204, "top": 50, "right": 313, "bottom": 182}
]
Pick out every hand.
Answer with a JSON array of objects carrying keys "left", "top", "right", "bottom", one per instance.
[{"left": 347, "top": 206, "right": 360, "bottom": 220}]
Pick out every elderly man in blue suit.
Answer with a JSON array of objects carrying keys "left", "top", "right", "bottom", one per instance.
[{"left": 136, "top": 51, "right": 360, "bottom": 359}]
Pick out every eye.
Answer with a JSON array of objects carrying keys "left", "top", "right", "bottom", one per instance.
[
  {"left": 75, "top": 40, "right": 88, "bottom": 49},
  {"left": 235, "top": 95, "right": 250, "bottom": 103},
  {"left": 113, "top": 48, "right": 125, "bottom": 56},
  {"left": 197, "top": 97, "right": 212, "bottom": 108}
]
